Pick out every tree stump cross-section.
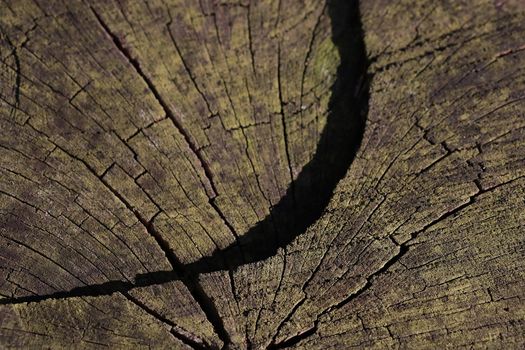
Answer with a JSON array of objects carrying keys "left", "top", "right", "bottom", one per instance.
[{"left": 1, "top": 0, "right": 525, "bottom": 349}]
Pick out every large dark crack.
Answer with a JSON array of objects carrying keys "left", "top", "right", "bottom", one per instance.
[
  {"left": 182, "top": 0, "right": 369, "bottom": 276},
  {"left": 1, "top": 0, "right": 369, "bottom": 348},
  {"left": 122, "top": 292, "right": 213, "bottom": 350},
  {"left": 269, "top": 174, "right": 525, "bottom": 348},
  {"left": 0, "top": 28, "right": 21, "bottom": 119},
  {"left": 90, "top": 8, "right": 231, "bottom": 347}
]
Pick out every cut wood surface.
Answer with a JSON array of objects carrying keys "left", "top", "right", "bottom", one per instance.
[{"left": 1, "top": 0, "right": 524, "bottom": 349}]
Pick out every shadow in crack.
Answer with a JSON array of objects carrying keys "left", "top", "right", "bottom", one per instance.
[
  {"left": 182, "top": 0, "right": 369, "bottom": 275},
  {"left": 0, "top": 0, "right": 369, "bottom": 309}
]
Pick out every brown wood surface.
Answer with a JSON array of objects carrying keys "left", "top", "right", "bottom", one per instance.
[{"left": 1, "top": 0, "right": 524, "bottom": 349}]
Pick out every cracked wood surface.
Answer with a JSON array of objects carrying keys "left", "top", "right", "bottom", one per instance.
[{"left": 1, "top": 0, "right": 525, "bottom": 349}]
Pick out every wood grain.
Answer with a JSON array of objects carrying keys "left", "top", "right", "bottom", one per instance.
[{"left": 1, "top": 0, "right": 524, "bottom": 349}]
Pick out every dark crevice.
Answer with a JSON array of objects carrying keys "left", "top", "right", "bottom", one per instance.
[
  {"left": 246, "top": 2, "right": 257, "bottom": 76},
  {"left": 268, "top": 297, "right": 308, "bottom": 347},
  {"left": 90, "top": 7, "right": 219, "bottom": 198},
  {"left": 276, "top": 42, "right": 297, "bottom": 207},
  {"left": 268, "top": 191, "right": 483, "bottom": 348},
  {"left": 299, "top": 186, "right": 491, "bottom": 337},
  {"left": 326, "top": 199, "right": 477, "bottom": 310},
  {"left": 268, "top": 324, "right": 317, "bottom": 349},
  {"left": 1, "top": 0, "right": 369, "bottom": 347},
  {"left": 122, "top": 292, "right": 213, "bottom": 350},
  {"left": 94, "top": 4, "right": 244, "bottom": 257},
  {"left": 184, "top": 0, "right": 369, "bottom": 274},
  {"left": 89, "top": 7, "right": 231, "bottom": 347},
  {"left": 0, "top": 28, "right": 22, "bottom": 119},
  {"left": 139, "top": 216, "right": 232, "bottom": 348}
]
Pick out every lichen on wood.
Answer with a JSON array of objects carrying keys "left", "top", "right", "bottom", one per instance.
[{"left": 1, "top": 0, "right": 524, "bottom": 349}]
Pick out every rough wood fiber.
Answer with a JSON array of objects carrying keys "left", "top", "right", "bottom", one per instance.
[{"left": 1, "top": 0, "right": 524, "bottom": 349}]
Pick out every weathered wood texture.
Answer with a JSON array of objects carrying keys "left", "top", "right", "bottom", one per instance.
[{"left": 1, "top": 0, "right": 524, "bottom": 349}]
